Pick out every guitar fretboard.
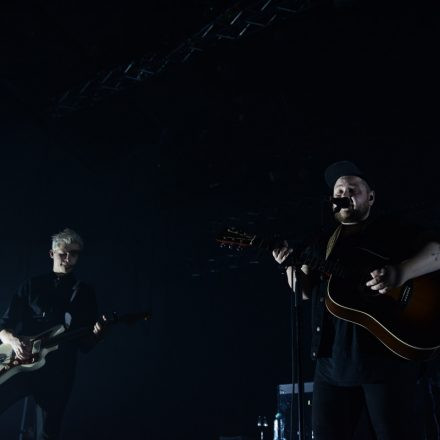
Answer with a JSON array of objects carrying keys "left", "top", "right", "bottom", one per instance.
[
  {"left": 37, "top": 312, "right": 150, "bottom": 349},
  {"left": 248, "top": 234, "right": 347, "bottom": 279}
]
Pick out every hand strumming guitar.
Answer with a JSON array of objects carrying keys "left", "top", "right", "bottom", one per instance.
[
  {"left": 0, "top": 330, "right": 32, "bottom": 360},
  {"left": 366, "top": 242, "right": 440, "bottom": 294},
  {"left": 366, "top": 265, "right": 403, "bottom": 294}
]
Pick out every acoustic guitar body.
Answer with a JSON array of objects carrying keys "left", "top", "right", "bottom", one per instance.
[{"left": 326, "top": 247, "right": 440, "bottom": 361}]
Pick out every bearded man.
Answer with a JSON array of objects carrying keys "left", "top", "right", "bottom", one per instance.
[{"left": 274, "top": 161, "right": 440, "bottom": 440}]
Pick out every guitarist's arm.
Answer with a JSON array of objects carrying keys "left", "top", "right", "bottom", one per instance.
[
  {"left": 367, "top": 241, "right": 440, "bottom": 294},
  {"left": 73, "top": 284, "right": 103, "bottom": 352},
  {"left": 0, "top": 283, "right": 32, "bottom": 360},
  {"left": 273, "top": 242, "right": 313, "bottom": 300},
  {"left": 286, "top": 265, "right": 312, "bottom": 300}
]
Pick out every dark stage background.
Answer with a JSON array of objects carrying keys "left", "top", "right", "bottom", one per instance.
[{"left": 1, "top": 1, "right": 440, "bottom": 438}]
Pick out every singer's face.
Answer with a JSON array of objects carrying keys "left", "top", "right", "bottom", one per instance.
[{"left": 332, "top": 176, "right": 374, "bottom": 224}]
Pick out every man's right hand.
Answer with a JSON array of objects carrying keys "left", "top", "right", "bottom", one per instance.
[
  {"left": 0, "top": 330, "right": 32, "bottom": 360},
  {"left": 272, "top": 240, "right": 293, "bottom": 265}
]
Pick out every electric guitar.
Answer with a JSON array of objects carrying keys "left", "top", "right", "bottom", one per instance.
[
  {"left": 216, "top": 227, "right": 440, "bottom": 361},
  {"left": 0, "top": 311, "right": 150, "bottom": 386}
]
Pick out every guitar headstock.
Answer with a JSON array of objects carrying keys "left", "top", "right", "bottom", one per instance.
[{"left": 216, "top": 227, "right": 257, "bottom": 251}]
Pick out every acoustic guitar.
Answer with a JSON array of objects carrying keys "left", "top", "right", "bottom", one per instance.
[{"left": 217, "top": 227, "right": 440, "bottom": 361}]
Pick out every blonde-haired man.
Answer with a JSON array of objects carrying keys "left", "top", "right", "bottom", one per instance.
[{"left": 0, "top": 228, "right": 103, "bottom": 439}]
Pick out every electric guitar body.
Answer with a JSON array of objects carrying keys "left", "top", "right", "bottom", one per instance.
[
  {"left": 0, "top": 325, "right": 64, "bottom": 386},
  {"left": 0, "top": 311, "right": 150, "bottom": 386}
]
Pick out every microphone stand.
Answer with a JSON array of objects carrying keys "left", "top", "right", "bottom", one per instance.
[
  {"left": 286, "top": 260, "right": 306, "bottom": 440},
  {"left": 18, "top": 397, "right": 29, "bottom": 440},
  {"left": 283, "top": 196, "right": 334, "bottom": 440}
]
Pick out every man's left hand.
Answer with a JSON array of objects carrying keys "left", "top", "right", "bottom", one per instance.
[
  {"left": 93, "top": 315, "right": 108, "bottom": 336},
  {"left": 366, "top": 265, "right": 403, "bottom": 294}
]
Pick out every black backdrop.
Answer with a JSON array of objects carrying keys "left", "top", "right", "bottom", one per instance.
[{"left": 1, "top": 2, "right": 440, "bottom": 439}]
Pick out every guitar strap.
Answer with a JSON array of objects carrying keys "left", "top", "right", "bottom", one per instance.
[
  {"left": 65, "top": 281, "right": 82, "bottom": 329},
  {"left": 326, "top": 225, "right": 342, "bottom": 260},
  {"left": 325, "top": 219, "right": 372, "bottom": 261},
  {"left": 70, "top": 280, "right": 82, "bottom": 303}
]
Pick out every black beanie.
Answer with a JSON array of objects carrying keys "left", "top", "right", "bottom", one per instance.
[{"left": 324, "top": 160, "right": 369, "bottom": 189}]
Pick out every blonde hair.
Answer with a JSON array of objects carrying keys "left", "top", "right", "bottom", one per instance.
[{"left": 51, "top": 228, "right": 84, "bottom": 251}]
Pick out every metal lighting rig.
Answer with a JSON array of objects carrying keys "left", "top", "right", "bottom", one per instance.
[{"left": 52, "top": 0, "right": 311, "bottom": 116}]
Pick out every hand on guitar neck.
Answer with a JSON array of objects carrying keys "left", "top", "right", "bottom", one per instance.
[
  {"left": 92, "top": 314, "right": 109, "bottom": 338},
  {"left": 272, "top": 241, "right": 312, "bottom": 300},
  {"left": 272, "top": 240, "right": 293, "bottom": 267}
]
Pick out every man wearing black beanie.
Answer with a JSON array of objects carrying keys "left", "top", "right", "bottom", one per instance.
[{"left": 273, "top": 160, "right": 440, "bottom": 439}]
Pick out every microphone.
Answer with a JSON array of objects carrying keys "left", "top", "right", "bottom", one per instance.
[{"left": 330, "top": 197, "right": 352, "bottom": 212}]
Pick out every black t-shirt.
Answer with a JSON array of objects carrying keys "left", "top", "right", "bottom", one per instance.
[{"left": 310, "top": 215, "right": 439, "bottom": 385}]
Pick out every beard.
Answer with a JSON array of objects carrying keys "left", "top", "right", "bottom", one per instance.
[{"left": 334, "top": 202, "right": 370, "bottom": 223}]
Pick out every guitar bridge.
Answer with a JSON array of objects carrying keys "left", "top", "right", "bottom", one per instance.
[{"left": 399, "top": 282, "right": 413, "bottom": 306}]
